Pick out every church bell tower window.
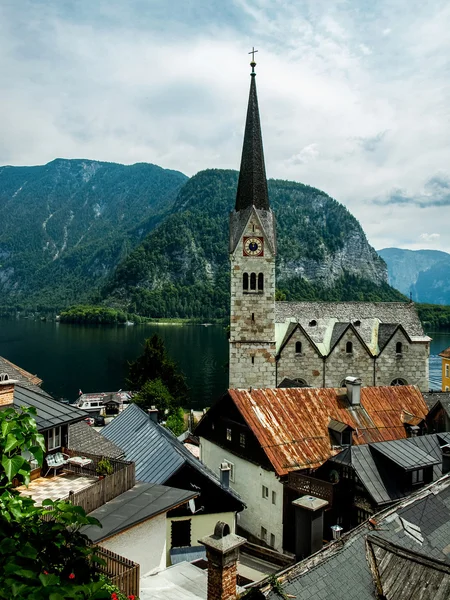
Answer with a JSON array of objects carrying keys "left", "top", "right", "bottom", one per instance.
[
  {"left": 258, "top": 273, "right": 264, "bottom": 291},
  {"left": 250, "top": 273, "right": 257, "bottom": 290}
]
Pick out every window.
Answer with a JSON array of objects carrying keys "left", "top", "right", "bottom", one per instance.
[
  {"left": 270, "top": 533, "right": 275, "bottom": 548},
  {"left": 262, "top": 485, "right": 269, "bottom": 499},
  {"left": 226, "top": 428, "right": 232, "bottom": 441},
  {"left": 251, "top": 312, "right": 255, "bottom": 321},
  {"left": 223, "top": 460, "right": 235, "bottom": 482},
  {"left": 309, "top": 320, "right": 317, "bottom": 327},
  {"left": 396, "top": 342, "right": 403, "bottom": 354},
  {"left": 261, "top": 526, "right": 267, "bottom": 542},
  {"left": 446, "top": 364, "right": 449, "bottom": 378},
  {"left": 357, "top": 509, "right": 370, "bottom": 524},
  {"left": 295, "top": 341, "right": 302, "bottom": 354},
  {"left": 239, "top": 433, "right": 246, "bottom": 448},
  {"left": 412, "top": 469, "right": 424, "bottom": 485},
  {"left": 353, "top": 320, "right": 361, "bottom": 327},
  {"left": 272, "top": 491, "right": 276, "bottom": 505},
  {"left": 250, "top": 272, "right": 257, "bottom": 290},
  {"left": 243, "top": 273, "right": 249, "bottom": 291},
  {"left": 0, "top": 373, "right": 9, "bottom": 381},
  {"left": 171, "top": 519, "right": 191, "bottom": 548},
  {"left": 251, "top": 356, "right": 255, "bottom": 364},
  {"left": 48, "top": 427, "right": 61, "bottom": 450},
  {"left": 391, "top": 378, "right": 407, "bottom": 386},
  {"left": 346, "top": 341, "right": 353, "bottom": 354},
  {"left": 446, "top": 386, "right": 450, "bottom": 392},
  {"left": 258, "top": 273, "right": 264, "bottom": 291},
  {"left": 293, "top": 378, "right": 308, "bottom": 387},
  {"left": 341, "top": 431, "right": 352, "bottom": 446}
]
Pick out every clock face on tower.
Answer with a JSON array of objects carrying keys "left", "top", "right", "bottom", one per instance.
[{"left": 243, "top": 236, "right": 264, "bottom": 256}]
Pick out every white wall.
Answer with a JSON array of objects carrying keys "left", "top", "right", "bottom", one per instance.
[
  {"left": 100, "top": 512, "right": 166, "bottom": 576},
  {"left": 166, "top": 511, "right": 236, "bottom": 565},
  {"left": 200, "top": 437, "right": 284, "bottom": 552}
]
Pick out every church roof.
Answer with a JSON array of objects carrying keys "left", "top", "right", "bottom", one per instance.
[
  {"left": 275, "top": 301, "right": 429, "bottom": 355},
  {"left": 225, "top": 385, "right": 428, "bottom": 475},
  {"left": 234, "top": 72, "right": 269, "bottom": 212}
]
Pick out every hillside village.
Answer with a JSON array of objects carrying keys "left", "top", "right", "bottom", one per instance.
[{"left": 2, "top": 62, "right": 450, "bottom": 600}]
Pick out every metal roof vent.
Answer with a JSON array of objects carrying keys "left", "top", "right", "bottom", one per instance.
[{"left": 331, "top": 524, "right": 343, "bottom": 540}]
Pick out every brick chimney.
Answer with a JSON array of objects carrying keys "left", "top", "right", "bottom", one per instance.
[
  {"left": 0, "top": 376, "right": 17, "bottom": 407},
  {"left": 199, "top": 522, "right": 246, "bottom": 600}
]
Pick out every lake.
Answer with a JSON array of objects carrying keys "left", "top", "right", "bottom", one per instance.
[{"left": 0, "top": 320, "right": 448, "bottom": 408}]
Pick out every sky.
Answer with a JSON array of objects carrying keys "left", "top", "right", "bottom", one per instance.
[{"left": 1, "top": 0, "right": 450, "bottom": 253}]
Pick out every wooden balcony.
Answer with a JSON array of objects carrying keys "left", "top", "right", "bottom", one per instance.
[
  {"left": 287, "top": 472, "right": 335, "bottom": 505},
  {"left": 96, "top": 546, "right": 140, "bottom": 598}
]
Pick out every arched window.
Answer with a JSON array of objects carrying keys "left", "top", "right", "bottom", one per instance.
[
  {"left": 0, "top": 373, "right": 9, "bottom": 382},
  {"left": 258, "top": 273, "right": 264, "bottom": 291},
  {"left": 295, "top": 341, "right": 302, "bottom": 354},
  {"left": 243, "top": 273, "right": 249, "bottom": 291},
  {"left": 250, "top": 273, "right": 256, "bottom": 290},
  {"left": 396, "top": 342, "right": 403, "bottom": 354},
  {"left": 391, "top": 378, "right": 407, "bottom": 386},
  {"left": 293, "top": 378, "right": 308, "bottom": 387},
  {"left": 346, "top": 341, "right": 353, "bottom": 354}
]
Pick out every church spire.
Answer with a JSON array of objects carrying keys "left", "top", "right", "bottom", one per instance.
[{"left": 234, "top": 52, "right": 270, "bottom": 212}]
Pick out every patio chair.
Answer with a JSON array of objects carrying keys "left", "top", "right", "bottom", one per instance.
[{"left": 45, "top": 452, "right": 70, "bottom": 477}]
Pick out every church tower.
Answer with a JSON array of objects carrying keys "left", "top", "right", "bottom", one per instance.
[{"left": 229, "top": 55, "right": 277, "bottom": 389}]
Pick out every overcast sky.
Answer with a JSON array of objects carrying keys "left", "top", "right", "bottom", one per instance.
[{"left": 2, "top": 0, "right": 450, "bottom": 253}]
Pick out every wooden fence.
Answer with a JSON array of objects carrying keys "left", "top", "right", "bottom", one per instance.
[{"left": 96, "top": 546, "right": 140, "bottom": 598}]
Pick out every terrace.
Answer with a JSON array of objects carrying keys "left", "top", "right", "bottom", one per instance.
[{"left": 16, "top": 448, "right": 135, "bottom": 513}]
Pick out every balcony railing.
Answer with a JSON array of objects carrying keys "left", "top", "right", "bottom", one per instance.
[
  {"left": 287, "top": 472, "right": 335, "bottom": 505},
  {"left": 96, "top": 546, "right": 140, "bottom": 598}
]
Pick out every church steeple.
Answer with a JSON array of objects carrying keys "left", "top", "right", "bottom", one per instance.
[{"left": 235, "top": 59, "right": 270, "bottom": 212}]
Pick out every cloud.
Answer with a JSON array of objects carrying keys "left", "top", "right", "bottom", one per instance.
[
  {"left": 0, "top": 0, "right": 450, "bottom": 253},
  {"left": 420, "top": 233, "right": 440, "bottom": 242}
]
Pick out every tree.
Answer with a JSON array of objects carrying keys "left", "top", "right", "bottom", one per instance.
[
  {"left": 132, "top": 378, "right": 174, "bottom": 414},
  {"left": 165, "top": 408, "right": 186, "bottom": 437},
  {"left": 127, "top": 334, "right": 188, "bottom": 405},
  {"left": 0, "top": 406, "right": 123, "bottom": 599}
]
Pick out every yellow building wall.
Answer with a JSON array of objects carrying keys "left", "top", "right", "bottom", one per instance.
[
  {"left": 442, "top": 357, "right": 450, "bottom": 391},
  {"left": 165, "top": 511, "right": 236, "bottom": 566}
]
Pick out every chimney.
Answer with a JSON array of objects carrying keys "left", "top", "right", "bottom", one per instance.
[
  {"left": 442, "top": 444, "right": 450, "bottom": 475},
  {"left": 292, "top": 495, "right": 329, "bottom": 560},
  {"left": 0, "top": 376, "right": 17, "bottom": 407},
  {"left": 199, "top": 521, "right": 246, "bottom": 600},
  {"left": 147, "top": 406, "right": 158, "bottom": 423},
  {"left": 345, "top": 376, "right": 361, "bottom": 406},
  {"left": 219, "top": 462, "right": 231, "bottom": 489}
]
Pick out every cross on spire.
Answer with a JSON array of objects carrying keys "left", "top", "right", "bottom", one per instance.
[{"left": 248, "top": 47, "right": 258, "bottom": 74}]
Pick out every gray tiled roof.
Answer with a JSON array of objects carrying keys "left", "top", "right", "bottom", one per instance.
[
  {"left": 377, "top": 323, "right": 399, "bottom": 351},
  {"left": 330, "top": 323, "right": 350, "bottom": 351},
  {"left": 82, "top": 482, "right": 196, "bottom": 543},
  {"left": 101, "top": 404, "right": 244, "bottom": 505},
  {"left": 0, "top": 356, "right": 51, "bottom": 396},
  {"left": 423, "top": 391, "right": 450, "bottom": 415},
  {"left": 254, "top": 476, "right": 450, "bottom": 600},
  {"left": 68, "top": 421, "right": 124, "bottom": 459},
  {"left": 12, "top": 385, "right": 86, "bottom": 431}
]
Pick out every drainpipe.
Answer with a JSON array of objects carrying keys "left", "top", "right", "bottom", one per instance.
[
  {"left": 373, "top": 356, "right": 377, "bottom": 386},
  {"left": 322, "top": 356, "right": 326, "bottom": 388}
]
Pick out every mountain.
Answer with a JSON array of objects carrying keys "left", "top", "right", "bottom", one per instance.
[
  {"left": 0, "top": 159, "right": 187, "bottom": 307},
  {"left": 378, "top": 248, "right": 450, "bottom": 305},
  {"left": 103, "top": 169, "right": 404, "bottom": 319}
]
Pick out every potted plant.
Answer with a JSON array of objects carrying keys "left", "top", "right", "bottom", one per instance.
[{"left": 96, "top": 457, "right": 113, "bottom": 479}]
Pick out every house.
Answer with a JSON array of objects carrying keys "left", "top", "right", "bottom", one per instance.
[
  {"left": 101, "top": 403, "right": 245, "bottom": 565},
  {"left": 439, "top": 346, "right": 450, "bottom": 391},
  {"left": 82, "top": 482, "right": 197, "bottom": 575},
  {"left": 195, "top": 381, "right": 429, "bottom": 553},
  {"left": 314, "top": 432, "right": 450, "bottom": 532},
  {"left": 227, "top": 50, "right": 430, "bottom": 391},
  {"left": 424, "top": 391, "right": 450, "bottom": 432},
  {"left": 0, "top": 355, "right": 51, "bottom": 396},
  {"left": 68, "top": 420, "right": 125, "bottom": 459},
  {"left": 247, "top": 475, "right": 450, "bottom": 600}
]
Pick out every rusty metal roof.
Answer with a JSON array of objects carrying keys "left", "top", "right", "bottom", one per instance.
[
  {"left": 439, "top": 346, "right": 450, "bottom": 359},
  {"left": 228, "top": 386, "right": 428, "bottom": 476}
]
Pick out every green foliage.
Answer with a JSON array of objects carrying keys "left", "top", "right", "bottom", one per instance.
[
  {"left": 132, "top": 378, "right": 174, "bottom": 414},
  {"left": 0, "top": 407, "right": 119, "bottom": 599},
  {"left": 96, "top": 458, "right": 113, "bottom": 476},
  {"left": 165, "top": 407, "right": 186, "bottom": 437},
  {"left": 60, "top": 305, "right": 127, "bottom": 324},
  {"left": 417, "top": 303, "right": 450, "bottom": 330},
  {"left": 127, "top": 334, "right": 188, "bottom": 406}
]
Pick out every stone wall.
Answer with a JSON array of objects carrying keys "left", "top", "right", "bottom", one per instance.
[
  {"left": 277, "top": 327, "right": 323, "bottom": 387},
  {"left": 229, "top": 212, "right": 276, "bottom": 388},
  {"left": 375, "top": 329, "right": 429, "bottom": 390},
  {"left": 324, "top": 329, "right": 374, "bottom": 388}
]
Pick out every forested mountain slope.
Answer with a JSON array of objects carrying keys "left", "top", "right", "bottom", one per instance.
[
  {"left": 104, "top": 169, "right": 404, "bottom": 319},
  {"left": 0, "top": 159, "right": 187, "bottom": 307},
  {"left": 379, "top": 248, "right": 450, "bottom": 305}
]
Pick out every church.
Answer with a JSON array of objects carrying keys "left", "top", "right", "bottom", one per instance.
[{"left": 229, "top": 58, "right": 430, "bottom": 393}]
